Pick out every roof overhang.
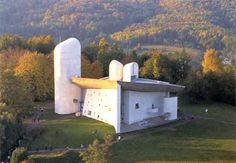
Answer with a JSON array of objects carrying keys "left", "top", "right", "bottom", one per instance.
[
  {"left": 71, "top": 77, "right": 118, "bottom": 89},
  {"left": 118, "top": 81, "right": 184, "bottom": 92},
  {"left": 71, "top": 77, "right": 184, "bottom": 92}
]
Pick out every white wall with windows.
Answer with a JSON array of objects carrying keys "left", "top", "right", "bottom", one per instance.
[
  {"left": 82, "top": 87, "right": 121, "bottom": 133},
  {"left": 121, "top": 91, "right": 169, "bottom": 125}
]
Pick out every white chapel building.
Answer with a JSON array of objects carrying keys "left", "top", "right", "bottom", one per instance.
[{"left": 54, "top": 38, "right": 184, "bottom": 133}]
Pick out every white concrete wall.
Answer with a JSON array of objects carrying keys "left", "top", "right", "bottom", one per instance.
[
  {"left": 109, "top": 60, "right": 123, "bottom": 81},
  {"left": 82, "top": 86, "right": 121, "bottom": 133},
  {"left": 122, "top": 91, "right": 166, "bottom": 124},
  {"left": 163, "top": 97, "right": 178, "bottom": 120},
  {"left": 123, "top": 62, "right": 139, "bottom": 82},
  {"left": 54, "top": 38, "right": 81, "bottom": 114}
]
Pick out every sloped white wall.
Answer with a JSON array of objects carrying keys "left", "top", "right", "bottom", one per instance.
[
  {"left": 54, "top": 38, "right": 81, "bottom": 114},
  {"left": 82, "top": 86, "right": 121, "bottom": 133}
]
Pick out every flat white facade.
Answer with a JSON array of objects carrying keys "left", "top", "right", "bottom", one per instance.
[
  {"left": 122, "top": 91, "right": 167, "bottom": 125},
  {"left": 54, "top": 38, "right": 184, "bottom": 133}
]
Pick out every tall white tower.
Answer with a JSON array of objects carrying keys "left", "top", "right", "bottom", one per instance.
[{"left": 54, "top": 38, "right": 81, "bottom": 114}]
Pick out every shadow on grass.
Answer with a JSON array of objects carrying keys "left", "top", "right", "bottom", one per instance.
[
  {"left": 133, "top": 149, "right": 236, "bottom": 162},
  {"left": 112, "top": 119, "right": 236, "bottom": 163}
]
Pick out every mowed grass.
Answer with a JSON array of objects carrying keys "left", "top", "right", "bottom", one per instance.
[
  {"left": 29, "top": 116, "right": 115, "bottom": 150},
  {"left": 180, "top": 102, "right": 236, "bottom": 123},
  {"left": 111, "top": 103, "right": 236, "bottom": 163}
]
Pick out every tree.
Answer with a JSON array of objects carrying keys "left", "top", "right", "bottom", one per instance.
[
  {"left": 98, "top": 38, "right": 109, "bottom": 54},
  {"left": 0, "top": 111, "right": 25, "bottom": 162},
  {"left": 202, "top": 49, "right": 223, "bottom": 74},
  {"left": 182, "top": 71, "right": 209, "bottom": 103},
  {"left": 121, "top": 50, "right": 139, "bottom": 66},
  {"left": 0, "top": 34, "right": 27, "bottom": 51},
  {"left": 27, "top": 35, "right": 55, "bottom": 54},
  {"left": 97, "top": 44, "right": 125, "bottom": 76},
  {"left": 0, "top": 49, "right": 26, "bottom": 72},
  {"left": 169, "top": 51, "right": 191, "bottom": 83},
  {"left": 79, "top": 135, "right": 113, "bottom": 163},
  {"left": 0, "top": 69, "right": 33, "bottom": 107},
  {"left": 140, "top": 52, "right": 171, "bottom": 80},
  {"left": 15, "top": 51, "right": 54, "bottom": 101},
  {"left": 81, "top": 56, "right": 103, "bottom": 78},
  {"left": 82, "top": 41, "right": 99, "bottom": 62}
]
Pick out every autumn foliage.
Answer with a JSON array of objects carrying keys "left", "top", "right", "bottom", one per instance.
[
  {"left": 82, "top": 56, "right": 103, "bottom": 79},
  {"left": 202, "top": 49, "right": 223, "bottom": 74},
  {"left": 15, "top": 51, "right": 53, "bottom": 101}
]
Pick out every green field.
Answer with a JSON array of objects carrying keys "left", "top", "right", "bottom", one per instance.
[
  {"left": 26, "top": 102, "right": 236, "bottom": 162},
  {"left": 28, "top": 116, "right": 115, "bottom": 150},
  {"left": 111, "top": 103, "right": 236, "bottom": 163}
]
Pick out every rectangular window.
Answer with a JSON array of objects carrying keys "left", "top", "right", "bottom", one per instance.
[
  {"left": 88, "top": 110, "right": 92, "bottom": 116},
  {"left": 73, "top": 99, "right": 78, "bottom": 103},
  {"left": 135, "top": 103, "right": 139, "bottom": 109}
]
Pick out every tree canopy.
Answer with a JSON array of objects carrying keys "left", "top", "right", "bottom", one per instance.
[
  {"left": 15, "top": 51, "right": 54, "bottom": 101},
  {"left": 202, "top": 49, "right": 223, "bottom": 74}
]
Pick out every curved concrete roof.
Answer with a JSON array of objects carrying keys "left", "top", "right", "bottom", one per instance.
[{"left": 71, "top": 77, "right": 184, "bottom": 92}]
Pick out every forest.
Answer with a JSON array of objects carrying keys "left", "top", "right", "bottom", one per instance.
[{"left": 0, "top": 0, "right": 235, "bottom": 62}]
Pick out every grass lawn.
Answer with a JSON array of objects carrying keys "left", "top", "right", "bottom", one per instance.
[
  {"left": 26, "top": 102, "right": 236, "bottom": 162},
  {"left": 28, "top": 116, "right": 115, "bottom": 150},
  {"left": 111, "top": 103, "right": 236, "bottom": 163}
]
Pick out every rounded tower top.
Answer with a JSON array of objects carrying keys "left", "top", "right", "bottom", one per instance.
[
  {"left": 54, "top": 37, "right": 81, "bottom": 60},
  {"left": 109, "top": 60, "right": 123, "bottom": 81},
  {"left": 123, "top": 62, "right": 139, "bottom": 82}
]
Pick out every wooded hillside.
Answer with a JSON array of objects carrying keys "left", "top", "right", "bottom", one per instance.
[{"left": 0, "top": 0, "right": 235, "bottom": 56}]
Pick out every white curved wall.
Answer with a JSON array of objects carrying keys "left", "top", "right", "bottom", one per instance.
[
  {"left": 109, "top": 60, "right": 123, "bottom": 81},
  {"left": 54, "top": 38, "right": 81, "bottom": 114},
  {"left": 123, "top": 62, "right": 139, "bottom": 82}
]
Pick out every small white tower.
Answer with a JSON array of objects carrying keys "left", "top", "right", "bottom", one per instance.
[
  {"left": 109, "top": 60, "right": 123, "bottom": 81},
  {"left": 123, "top": 62, "right": 139, "bottom": 82},
  {"left": 54, "top": 38, "right": 81, "bottom": 114}
]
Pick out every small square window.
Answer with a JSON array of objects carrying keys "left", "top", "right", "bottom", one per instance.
[
  {"left": 135, "top": 103, "right": 139, "bottom": 109},
  {"left": 88, "top": 110, "right": 92, "bottom": 115},
  {"left": 73, "top": 99, "right": 78, "bottom": 103}
]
